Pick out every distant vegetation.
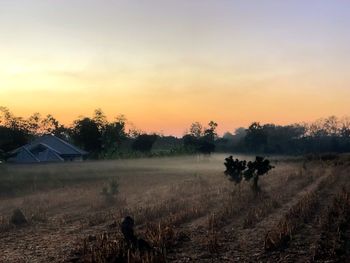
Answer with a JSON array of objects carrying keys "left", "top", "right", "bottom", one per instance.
[
  {"left": 217, "top": 118, "right": 350, "bottom": 154},
  {"left": 1, "top": 106, "right": 350, "bottom": 161}
]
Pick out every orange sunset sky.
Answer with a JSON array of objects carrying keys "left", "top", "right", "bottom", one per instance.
[{"left": 1, "top": 1, "right": 350, "bottom": 136}]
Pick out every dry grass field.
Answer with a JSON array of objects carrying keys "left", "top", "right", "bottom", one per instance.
[{"left": 1, "top": 154, "right": 350, "bottom": 262}]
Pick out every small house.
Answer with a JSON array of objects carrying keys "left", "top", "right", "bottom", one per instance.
[{"left": 8, "top": 135, "right": 88, "bottom": 163}]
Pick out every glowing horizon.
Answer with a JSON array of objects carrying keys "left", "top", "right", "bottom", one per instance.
[{"left": 1, "top": 1, "right": 350, "bottom": 136}]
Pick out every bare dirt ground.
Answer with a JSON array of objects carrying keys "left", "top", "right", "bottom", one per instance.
[{"left": 1, "top": 154, "right": 350, "bottom": 263}]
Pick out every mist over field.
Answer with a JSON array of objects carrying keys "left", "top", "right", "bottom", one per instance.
[
  {"left": 0, "top": 154, "right": 252, "bottom": 196},
  {"left": 1, "top": 153, "right": 350, "bottom": 262}
]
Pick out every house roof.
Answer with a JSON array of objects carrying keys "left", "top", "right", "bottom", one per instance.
[
  {"left": 37, "top": 148, "right": 64, "bottom": 162},
  {"left": 9, "top": 135, "right": 87, "bottom": 163},
  {"left": 12, "top": 135, "right": 88, "bottom": 156},
  {"left": 8, "top": 145, "right": 65, "bottom": 163},
  {"left": 8, "top": 147, "right": 40, "bottom": 163}
]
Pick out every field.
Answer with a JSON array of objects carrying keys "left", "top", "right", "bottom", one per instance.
[{"left": 1, "top": 154, "right": 350, "bottom": 262}]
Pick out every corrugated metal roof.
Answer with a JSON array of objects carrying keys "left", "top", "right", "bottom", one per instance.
[
  {"left": 9, "top": 135, "right": 88, "bottom": 163},
  {"left": 28, "top": 135, "right": 87, "bottom": 156},
  {"left": 37, "top": 148, "right": 64, "bottom": 162},
  {"left": 8, "top": 147, "right": 40, "bottom": 163}
]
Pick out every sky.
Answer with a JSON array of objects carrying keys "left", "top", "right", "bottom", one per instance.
[{"left": 1, "top": 0, "right": 350, "bottom": 136}]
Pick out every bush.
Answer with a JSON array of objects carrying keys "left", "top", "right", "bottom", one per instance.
[
  {"left": 101, "top": 178, "right": 119, "bottom": 205},
  {"left": 224, "top": 156, "right": 274, "bottom": 194}
]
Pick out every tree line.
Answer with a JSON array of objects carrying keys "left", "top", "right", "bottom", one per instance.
[
  {"left": 217, "top": 116, "right": 350, "bottom": 154},
  {"left": 0, "top": 107, "right": 165, "bottom": 160},
  {"left": 1, "top": 106, "right": 350, "bottom": 161}
]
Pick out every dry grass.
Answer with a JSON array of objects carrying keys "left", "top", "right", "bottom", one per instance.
[
  {"left": 206, "top": 214, "right": 220, "bottom": 256},
  {"left": 1, "top": 155, "right": 350, "bottom": 262},
  {"left": 264, "top": 191, "right": 319, "bottom": 251},
  {"left": 312, "top": 188, "right": 350, "bottom": 261}
]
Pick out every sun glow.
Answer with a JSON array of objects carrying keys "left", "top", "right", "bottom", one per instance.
[{"left": 1, "top": 1, "right": 350, "bottom": 135}]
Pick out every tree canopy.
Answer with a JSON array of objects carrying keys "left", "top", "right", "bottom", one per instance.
[{"left": 1, "top": 106, "right": 350, "bottom": 160}]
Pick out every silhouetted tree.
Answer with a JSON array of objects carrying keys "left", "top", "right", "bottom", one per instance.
[
  {"left": 197, "top": 139, "right": 216, "bottom": 154},
  {"left": 234, "top": 127, "right": 247, "bottom": 138},
  {"left": 3, "top": 105, "right": 350, "bottom": 158},
  {"left": 189, "top": 122, "right": 203, "bottom": 138},
  {"left": 71, "top": 117, "right": 102, "bottom": 154},
  {"left": 262, "top": 124, "right": 305, "bottom": 153},
  {"left": 0, "top": 107, "right": 27, "bottom": 131},
  {"left": 307, "top": 119, "right": 329, "bottom": 137},
  {"left": 323, "top": 116, "right": 339, "bottom": 136},
  {"left": 102, "top": 121, "right": 126, "bottom": 150},
  {"left": 204, "top": 121, "right": 218, "bottom": 141},
  {"left": 245, "top": 122, "right": 267, "bottom": 152},
  {"left": 0, "top": 126, "right": 29, "bottom": 153},
  {"left": 199, "top": 121, "right": 218, "bottom": 154},
  {"left": 132, "top": 134, "right": 158, "bottom": 152},
  {"left": 26, "top": 112, "right": 42, "bottom": 135},
  {"left": 182, "top": 134, "right": 198, "bottom": 152},
  {"left": 244, "top": 156, "right": 274, "bottom": 193},
  {"left": 0, "top": 108, "right": 30, "bottom": 155},
  {"left": 224, "top": 156, "right": 274, "bottom": 194},
  {"left": 183, "top": 122, "right": 203, "bottom": 152},
  {"left": 340, "top": 117, "right": 350, "bottom": 138},
  {"left": 183, "top": 121, "right": 218, "bottom": 154},
  {"left": 128, "top": 123, "right": 142, "bottom": 139},
  {"left": 224, "top": 156, "right": 246, "bottom": 184},
  {"left": 152, "top": 135, "right": 182, "bottom": 152},
  {"left": 93, "top": 108, "right": 108, "bottom": 131},
  {"left": 41, "top": 114, "right": 68, "bottom": 138}
]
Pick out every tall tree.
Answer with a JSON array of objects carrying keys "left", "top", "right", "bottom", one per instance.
[
  {"left": 41, "top": 114, "right": 67, "bottom": 137},
  {"left": 204, "top": 121, "right": 218, "bottom": 141},
  {"left": 340, "top": 117, "right": 350, "bottom": 138},
  {"left": 189, "top": 122, "right": 203, "bottom": 138},
  {"left": 71, "top": 117, "right": 102, "bottom": 154},
  {"left": 323, "top": 116, "right": 339, "bottom": 136},
  {"left": 198, "top": 121, "right": 218, "bottom": 154},
  {"left": 0, "top": 107, "right": 27, "bottom": 130},
  {"left": 0, "top": 126, "right": 29, "bottom": 153},
  {"left": 245, "top": 122, "right": 267, "bottom": 152},
  {"left": 102, "top": 116, "right": 127, "bottom": 150},
  {"left": 183, "top": 121, "right": 218, "bottom": 154},
  {"left": 0, "top": 107, "right": 30, "bottom": 154},
  {"left": 26, "top": 112, "right": 42, "bottom": 135},
  {"left": 93, "top": 108, "right": 108, "bottom": 131}
]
